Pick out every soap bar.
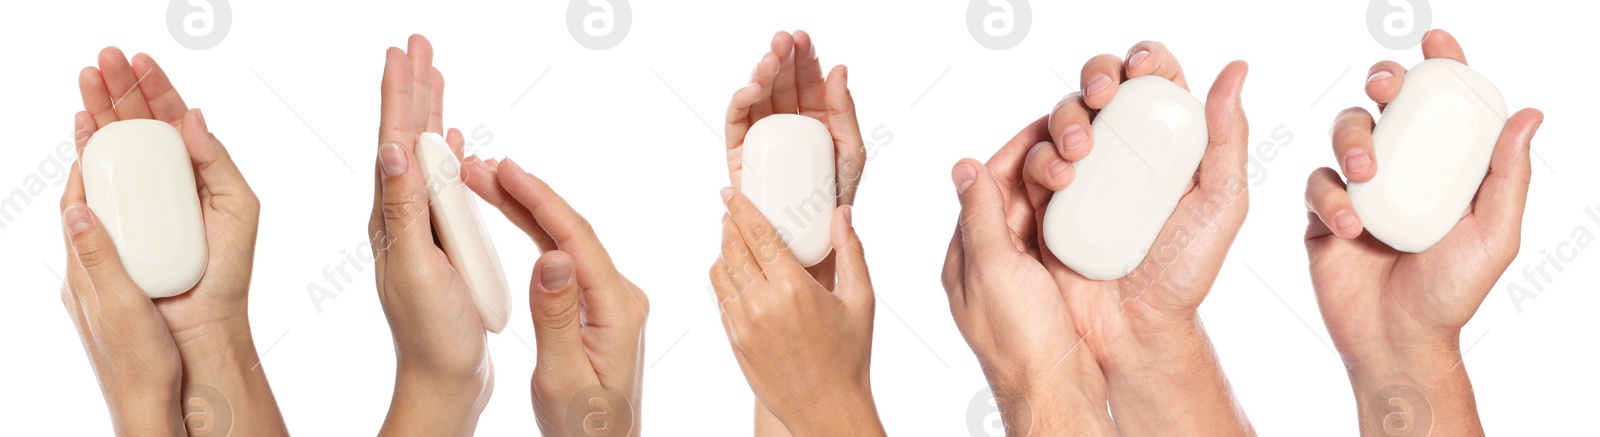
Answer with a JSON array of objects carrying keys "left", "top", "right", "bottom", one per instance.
[
  {"left": 81, "top": 119, "right": 208, "bottom": 298},
  {"left": 416, "top": 133, "right": 512, "bottom": 333},
  {"left": 1348, "top": 58, "right": 1507, "bottom": 253},
  {"left": 1041, "top": 76, "right": 1208, "bottom": 280},
  {"left": 740, "top": 114, "right": 835, "bottom": 267}
]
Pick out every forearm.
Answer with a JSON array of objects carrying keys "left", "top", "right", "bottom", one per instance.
[
  {"left": 175, "top": 320, "right": 288, "bottom": 435},
  {"left": 1104, "top": 316, "right": 1253, "bottom": 436},
  {"left": 380, "top": 369, "right": 490, "bottom": 436},
  {"left": 1345, "top": 336, "right": 1480, "bottom": 437},
  {"left": 754, "top": 401, "right": 794, "bottom": 437},
  {"left": 986, "top": 358, "right": 1118, "bottom": 436},
  {"left": 106, "top": 388, "right": 185, "bottom": 436}
]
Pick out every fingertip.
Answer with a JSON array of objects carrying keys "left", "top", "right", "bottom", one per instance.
[
  {"left": 63, "top": 204, "right": 95, "bottom": 236},
  {"left": 1331, "top": 209, "right": 1363, "bottom": 239},
  {"left": 951, "top": 159, "right": 979, "bottom": 195},
  {"left": 535, "top": 250, "right": 575, "bottom": 293}
]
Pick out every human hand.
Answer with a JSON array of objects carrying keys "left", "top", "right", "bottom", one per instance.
[
  {"left": 67, "top": 47, "right": 284, "bottom": 435},
  {"left": 708, "top": 189, "right": 882, "bottom": 437},
  {"left": 1017, "top": 42, "right": 1253, "bottom": 435},
  {"left": 460, "top": 157, "right": 650, "bottom": 437},
  {"left": 941, "top": 117, "right": 1119, "bottom": 436},
  {"left": 1303, "top": 29, "right": 1543, "bottom": 436},
  {"left": 370, "top": 35, "right": 495, "bottom": 435}
]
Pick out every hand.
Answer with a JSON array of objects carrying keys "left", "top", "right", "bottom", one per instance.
[
  {"left": 370, "top": 35, "right": 494, "bottom": 435},
  {"left": 941, "top": 117, "right": 1118, "bottom": 436},
  {"left": 1303, "top": 29, "right": 1543, "bottom": 436},
  {"left": 1017, "top": 42, "right": 1253, "bottom": 435},
  {"left": 65, "top": 47, "right": 285, "bottom": 435},
  {"left": 708, "top": 188, "right": 882, "bottom": 437},
  {"left": 460, "top": 157, "right": 650, "bottom": 437}
]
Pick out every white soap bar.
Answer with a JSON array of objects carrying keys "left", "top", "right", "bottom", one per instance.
[
  {"left": 416, "top": 133, "right": 512, "bottom": 333},
  {"left": 740, "top": 114, "right": 835, "bottom": 267},
  {"left": 1041, "top": 77, "right": 1208, "bottom": 280},
  {"left": 81, "top": 119, "right": 208, "bottom": 298},
  {"left": 1348, "top": 59, "right": 1507, "bottom": 253}
]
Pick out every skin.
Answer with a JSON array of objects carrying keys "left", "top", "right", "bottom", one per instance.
[
  {"left": 710, "top": 190, "right": 884, "bottom": 436},
  {"left": 940, "top": 118, "right": 1119, "bottom": 436},
  {"left": 1303, "top": 29, "right": 1544, "bottom": 436},
  {"left": 61, "top": 48, "right": 287, "bottom": 436},
  {"left": 720, "top": 30, "right": 869, "bottom": 435},
  {"left": 1012, "top": 42, "right": 1255, "bottom": 436},
  {"left": 373, "top": 34, "right": 649, "bottom": 436}
]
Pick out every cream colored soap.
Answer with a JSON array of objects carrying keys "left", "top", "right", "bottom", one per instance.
[
  {"left": 1041, "top": 77, "right": 1208, "bottom": 280},
  {"left": 740, "top": 114, "right": 835, "bottom": 267},
  {"left": 416, "top": 132, "right": 512, "bottom": 333},
  {"left": 1348, "top": 59, "right": 1507, "bottom": 253},
  {"left": 81, "top": 119, "right": 208, "bottom": 298}
]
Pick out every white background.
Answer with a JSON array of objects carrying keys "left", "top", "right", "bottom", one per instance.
[{"left": 1, "top": 0, "right": 1595, "bottom": 435}]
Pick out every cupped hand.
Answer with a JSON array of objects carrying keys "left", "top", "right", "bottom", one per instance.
[
  {"left": 1303, "top": 29, "right": 1543, "bottom": 436},
  {"left": 461, "top": 156, "right": 650, "bottom": 437},
  {"left": 1017, "top": 42, "right": 1253, "bottom": 435},
  {"left": 370, "top": 35, "right": 495, "bottom": 435},
  {"left": 708, "top": 188, "right": 881, "bottom": 437}
]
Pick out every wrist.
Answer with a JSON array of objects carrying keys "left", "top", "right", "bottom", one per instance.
[
  {"left": 386, "top": 366, "right": 492, "bottom": 432},
  {"left": 790, "top": 388, "right": 884, "bottom": 437},
  {"left": 107, "top": 385, "right": 185, "bottom": 436},
  {"left": 986, "top": 363, "right": 1115, "bottom": 436},
  {"left": 1345, "top": 337, "right": 1479, "bottom": 437}
]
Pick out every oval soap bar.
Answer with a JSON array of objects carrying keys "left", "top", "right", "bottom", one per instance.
[
  {"left": 1348, "top": 58, "right": 1507, "bottom": 253},
  {"left": 740, "top": 114, "right": 835, "bottom": 267},
  {"left": 81, "top": 119, "right": 208, "bottom": 298},
  {"left": 1041, "top": 76, "right": 1208, "bottom": 280},
  {"left": 416, "top": 132, "right": 512, "bottom": 333}
]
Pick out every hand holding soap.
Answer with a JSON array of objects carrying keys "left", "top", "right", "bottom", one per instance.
[
  {"left": 1041, "top": 77, "right": 1208, "bottom": 280},
  {"left": 81, "top": 119, "right": 208, "bottom": 298},
  {"left": 416, "top": 132, "right": 512, "bottom": 333},
  {"left": 739, "top": 114, "right": 835, "bottom": 267},
  {"left": 1347, "top": 59, "right": 1507, "bottom": 253}
]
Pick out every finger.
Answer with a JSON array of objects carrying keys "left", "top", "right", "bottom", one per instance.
[
  {"left": 446, "top": 127, "right": 465, "bottom": 160},
  {"left": 829, "top": 206, "right": 873, "bottom": 311},
  {"left": 1023, "top": 141, "right": 1071, "bottom": 215},
  {"left": 1469, "top": 108, "right": 1544, "bottom": 236},
  {"left": 769, "top": 31, "right": 799, "bottom": 114},
  {"left": 1048, "top": 93, "right": 1095, "bottom": 162},
  {"left": 792, "top": 30, "right": 827, "bottom": 118},
  {"left": 748, "top": 52, "right": 780, "bottom": 123},
  {"left": 61, "top": 204, "right": 152, "bottom": 318},
  {"left": 375, "top": 141, "right": 434, "bottom": 260},
  {"left": 1199, "top": 61, "right": 1250, "bottom": 187},
  {"left": 1079, "top": 54, "right": 1125, "bottom": 110},
  {"left": 78, "top": 67, "right": 117, "bottom": 128},
  {"left": 723, "top": 82, "right": 763, "bottom": 179},
  {"left": 1304, "top": 167, "right": 1362, "bottom": 240},
  {"left": 407, "top": 35, "right": 435, "bottom": 135},
  {"left": 718, "top": 215, "right": 764, "bottom": 291},
  {"left": 987, "top": 116, "right": 1051, "bottom": 188},
  {"left": 428, "top": 67, "right": 446, "bottom": 135},
  {"left": 73, "top": 111, "right": 96, "bottom": 157},
  {"left": 527, "top": 250, "right": 590, "bottom": 373},
  {"left": 708, "top": 259, "right": 743, "bottom": 315},
  {"left": 182, "top": 109, "right": 256, "bottom": 204},
  {"left": 720, "top": 187, "right": 805, "bottom": 278},
  {"left": 824, "top": 65, "right": 865, "bottom": 205},
  {"left": 495, "top": 159, "right": 630, "bottom": 304},
  {"left": 129, "top": 53, "right": 188, "bottom": 123},
  {"left": 1330, "top": 107, "right": 1378, "bottom": 183},
  {"left": 97, "top": 47, "right": 154, "bottom": 120},
  {"left": 1124, "top": 41, "right": 1188, "bottom": 90},
  {"left": 379, "top": 47, "right": 416, "bottom": 150},
  {"left": 952, "top": 159, "right": 1013, "bottom": 260},
  {"left": 1364, "top": 61, "right": 1407, "bottom": 110},
  {"left": 1421, "top": 29, "right": 1467, "bottom": 64},
  {"left": 461, "top": 156, "right": 557, "bottom": 251}
]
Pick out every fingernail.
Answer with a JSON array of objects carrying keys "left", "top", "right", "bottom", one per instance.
[
  {"left": 1334, "top": 210, "right": 1359, "bottom": 236},
  {"left": 63, "top": 205, "right": 93, "bottom": 235},
  {"left": 720, "top": 187, "right": 734, "bottom": 203},
  {"left": 952, "top": 162, "right": 977, "bottom": 194},
  {"left": 379, "top": 143, "right": 408, "bottom": 177},
  {"left": 842, "top": 204, "right": 854, "bottom": 225},
  {"left": 1344, "top": 149, "right": 1372, "bottom": 175},
  {"left": 1086, "top": 74, "right": 1111, "bottom": 96},
  {"left": 1049, "top": 160, "right": 1071, "bottom": 179},
  {"left": 539, "top": 259, "right": 573, "bottom": 292},
  {"left": 1128, "top": 50, "right": 1150, "bottom": 70},
  {"left": 195, "top": 108, "right": 208, "bottom": 132},
  {"left": 1062, "top": 125, "right": 1088, "bottom": 153},
  {"left": 1366, "top": 70, "right": 1394, "bottom": 84}
]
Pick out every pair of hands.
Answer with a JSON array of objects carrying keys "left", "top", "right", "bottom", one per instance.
[
  {"left": 369, "top": 35, "right": 649, "bottom": 436},
  {"left": 944, "top": 41, "right": 1252, "bottom": 436},
  {"left": 59, "top": 49, "right": 287, "bottom": 435},
  {"left": 707, "top": 31, "right": 886, "bottom": 436}
]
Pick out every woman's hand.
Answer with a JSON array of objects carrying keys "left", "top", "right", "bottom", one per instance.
[
  {"left": 1016, "top": 42, "right": 1254, "bottom": 436},
  {"left": 709, "top": 188, "right": 882, "bottom": 437},
  {"left": 1303, "top": 29, "right": 1543, "bottom": 436}
]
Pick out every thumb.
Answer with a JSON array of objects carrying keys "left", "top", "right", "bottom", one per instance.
[
  {"left": 374, "top": 141, "right": 434, "bottom": 259},
  {"left": 952, "top": 158, "right": 1012, "bottom": 259},
  {"left": 529, "top": 250, "right": 589, "bottom": 373},
  {"left": 830, "top": 205, "right": 872, "bottom": 311},
  {"left": 1201, "top": 60, "right": 1250, "bottom": 186},
  {"left": 61, "top": 204, "right": 151, "bottom": 322},
  {"left": 1472, "top": 108, "right": 1545, "bottom": 240}
]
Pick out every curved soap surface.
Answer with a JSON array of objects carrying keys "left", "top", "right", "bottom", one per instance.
[
  {"left": 417, "top": 132, "right": 512, "bottom": 333},
  {"left": 740, "top": 114, "right": 835, "bottom": 267},
  {"left": 1042, "top": 76, "right": 1208, "bottom": 280},
  {"left": 1348, "top": 58, "right": 1506, "bottom": 253},
  {"left": 82, "top": 119, "right": 208, "bottom": 298}
]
